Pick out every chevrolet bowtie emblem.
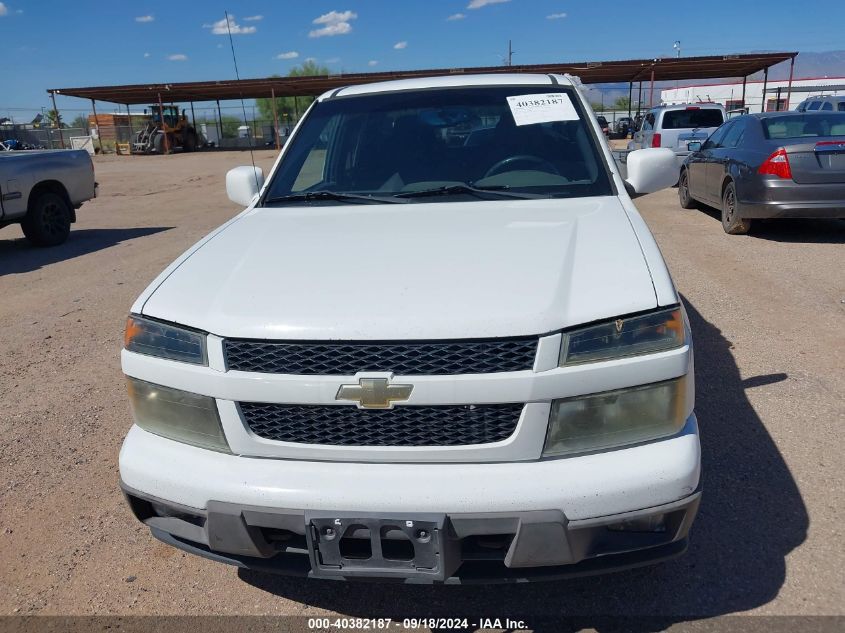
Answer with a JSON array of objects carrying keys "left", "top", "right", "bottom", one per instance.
[{"left": 336, "top": 377, "right": 413, "bottom": 409}]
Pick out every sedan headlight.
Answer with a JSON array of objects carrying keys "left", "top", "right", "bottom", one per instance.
[
  {"left": 560, "top": 307, "right": 685, "bottom": 366},
  {"left": 126, "top": 378, "right": 230, "bottom": 453},
  {"left": 543, "top": 376, "right": 690, "bottom": 457},
  {"left": 124, "top": 315, "right": 207, "bottom": 365}
]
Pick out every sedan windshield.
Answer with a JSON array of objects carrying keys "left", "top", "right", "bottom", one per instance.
[{"left": 263, "top": 85, "right": 613, "bottom": 204}]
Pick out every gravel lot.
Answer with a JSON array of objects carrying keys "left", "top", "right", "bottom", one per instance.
[{"left": 1, "top": 150, "right": 843, "bottom": 623}]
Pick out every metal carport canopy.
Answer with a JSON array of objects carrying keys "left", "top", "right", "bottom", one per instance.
[{"left": 49, "top": 52, "right": 797, "bottom": 104}]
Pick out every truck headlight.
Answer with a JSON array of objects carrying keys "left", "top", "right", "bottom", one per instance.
[
  {"left": 543, "top": 376, "right": 689, "bottom": 457},
  {"left": 560, "top": 307, "right": 684, "bottom": 366},
  {"left": 124, "top": 315, "right": 207, "bottom": 365},
  {"left": 126, "top": 378, "right": 230, "bottom": 453}
]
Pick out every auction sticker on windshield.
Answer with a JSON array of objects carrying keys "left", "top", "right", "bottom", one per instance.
[{"left": 506, "top": 93, "right": 579, "bottom": 126}]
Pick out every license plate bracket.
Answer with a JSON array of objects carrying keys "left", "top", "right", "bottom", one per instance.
[{"left": 305, "top": 512, "right": 455, "bottom": 580}]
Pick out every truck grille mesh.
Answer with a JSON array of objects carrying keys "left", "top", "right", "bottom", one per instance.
[
  {"left": 239, "top": 403, "right": 523, "bottom": 447},
  {"left": 224, "top": 338, "right": 537, "bottom": 375}
]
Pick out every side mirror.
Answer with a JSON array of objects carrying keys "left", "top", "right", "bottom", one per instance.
[
  {"left": 687, "top": 141, "right": 702, "bottom": 152},
  {"left": 624, "top": 148, "right": 678, "bottom": 196},
  {"left": 226, "top": 166, "right": 265, "bottom": 207}
]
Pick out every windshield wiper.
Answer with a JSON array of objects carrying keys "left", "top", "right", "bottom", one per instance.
[
  {"left": 264, "top": 191, "right": 408, "bottom": 205},
  {"left": 394, "top": 183, "right": 544, "bottom": 200}
]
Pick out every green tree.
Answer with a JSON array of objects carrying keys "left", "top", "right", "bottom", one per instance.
[
  {"left": 255, "top": 60, "right": 331, "bottom": 124},
  {"left": 70, "top": 115, "right": 89, "bottom": 131},
  {"left": 220, "top": 115, "right": 243, "bottom": 138},
  {"left": 612, "top": 96, "right": 631, "bottom": 111},
  {"left": 45, "top": 109, "right": 64, "bottom": 128},
  {"left": 590, "top": 102, "right": 606, "bottom": 112}
]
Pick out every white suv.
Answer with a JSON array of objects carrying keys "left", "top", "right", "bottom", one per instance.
[
  {"left": 119, "top": 74, "right": 699, "bottom": 582},
  {"left": 796, "top": 95, "right": 845, "bottom": 112},
  {"left": 630, "top": 103, "right": 726, "bottom": 167}
]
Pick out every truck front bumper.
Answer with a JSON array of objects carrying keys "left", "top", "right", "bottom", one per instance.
[{"left": 119, "top": 418, "right": 701, "bottom": 582}]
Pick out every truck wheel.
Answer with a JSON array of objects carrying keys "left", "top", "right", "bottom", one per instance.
[
  {"left": 721, "top": 182, "right": 752, "bottom": 235},
  {"left": 153, "top": 132, "right": 166, "bottom": 154},
  {"left": 183, "top": 130, "right": 197, "bottom": 152},
  {"left": 21, "top": 192, "right": 72, "bottom": 247},
  {"left": 678, "top": 169, "right": 698, "bottom": 209}
]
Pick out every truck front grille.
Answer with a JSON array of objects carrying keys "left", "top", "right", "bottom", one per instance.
[
  {"left": 223, "top": 337, "right": 538, "bottom": 376},
  {"left": 239, "top": 403, "right": 523, "bottom": 447}
]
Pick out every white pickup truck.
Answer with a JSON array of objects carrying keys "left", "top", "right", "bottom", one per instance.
[
  {"left": 119, "top": 73, "right": 700, "bottom": 583},
  {"left": 0, "top": 149, "right": 96, "bottom": 246}
]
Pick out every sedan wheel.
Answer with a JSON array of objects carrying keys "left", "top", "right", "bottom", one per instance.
[
  {"left": 721, "top": 182, "right": 752, "bottom": 235},
  {"left": 678, "top": 170, "right": 697, "bottom": 209}
]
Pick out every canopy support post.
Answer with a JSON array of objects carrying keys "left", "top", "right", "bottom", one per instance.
[
  {"left": 90, "top": 99, "right": 104, "bottom": 154},
  {"left": 627, "top": 81, "right": 633, "bottom": 118},
  {"left": 157, "top": 93, "right": 170, "bottom": 154},
  {"left": 216, "top": 99, "right": 223, "bottom": 143},
  {"left": 761, "top": 67, "right": 769, "bottom": 113},
  {"left": 741, "top": 76, "right": 747, "bottom": 111},
  {"left": 786, "top": 56, "right": 795, "bottom": 110},
  {"left": 649, "top": 67, "right": 655, "bottom": 108},
  {"left": 637, "top": 80, "right": 643, "bottom": 117},
  {"left": 49, "top": 91, "right": 65, "bottom": 149},
  {"left": 271, "top": 88, "right": 280, "bottom": 150}
]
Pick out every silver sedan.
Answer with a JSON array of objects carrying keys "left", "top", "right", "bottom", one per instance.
[{"left": 678, "top": 112, "right": 845, "bottom": 234}]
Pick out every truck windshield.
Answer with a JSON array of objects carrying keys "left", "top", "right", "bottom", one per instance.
[{"left": 263, "top": 86, "right": 613, "bottom": 204}]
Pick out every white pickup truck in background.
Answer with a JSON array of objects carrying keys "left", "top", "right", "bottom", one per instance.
[{"left": 0, "top": 149, "right": 97, "bottom": 246}]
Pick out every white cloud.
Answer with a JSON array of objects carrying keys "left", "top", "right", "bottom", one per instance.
[
  {"left": 368, "top": 60, "right": 378, "bottom": 66},
  {"left": 135, "top": 14, "right": 154, "bottom": 23},
  {"left": 447, "top": 13, "right": 466, "bottom": 20},
  {"left": 304, "top": 57, "right": 318, "bottom": 63},
  {"left": 467, "top": 0, "right": 510, "bottom": 8},
  {"left": 0, "top": 3, "right": 9, "bottom": 16},
  {"left": 243, "top": 15, "right": 263, "bottom": 21},
  {"left": 547, "top": 12, "right": 567, "bottom": 19},
  {"left": 143, "top": 52, "right": 151, "bottom": 58},
  {"left": 167, "top": 54, "right": 188, "bottom": 61},
  {"left": 275, "top": 51, "right": 299, "bottom": 60},
  {"left": 205, "top": 15, "right": 257, "bottom": 35},
  {"left": 309, "top": 10, "right": 357, "bottom": 38},
  {"left": 393, "top": 41, "right": 407, "bottom": 50},
  {"left": 325, "top": 57, "right": 341, "bottom": 64}
]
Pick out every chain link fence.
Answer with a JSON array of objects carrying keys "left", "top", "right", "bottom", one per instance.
[{"left": 0, "top": 124, "right": 89, "bottom": 150}]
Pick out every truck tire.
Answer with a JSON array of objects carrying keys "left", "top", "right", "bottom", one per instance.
[
  {"left": 21, "top": 192, "right": 72, "bottom": 247},
  {"left": 721, "top": 182, "right": 752, "bottom": 235},
  {"left": 153, "top": 132, "right": 166, "bottom": 154},
  {"left": 183, "top": 129, "right": 197, "bottom": 152}
]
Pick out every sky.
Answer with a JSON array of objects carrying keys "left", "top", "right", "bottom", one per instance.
[{"left": 1, "top": 0, "right": 843, "bottom": 120}]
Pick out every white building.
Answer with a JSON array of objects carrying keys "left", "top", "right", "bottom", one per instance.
[{"left": 661, "top": 76, "right": 845, "bottom": 113}]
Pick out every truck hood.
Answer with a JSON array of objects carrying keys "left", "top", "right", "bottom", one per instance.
[{"left": 141, "top": 197, "right": 659, "bottom": 340}]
